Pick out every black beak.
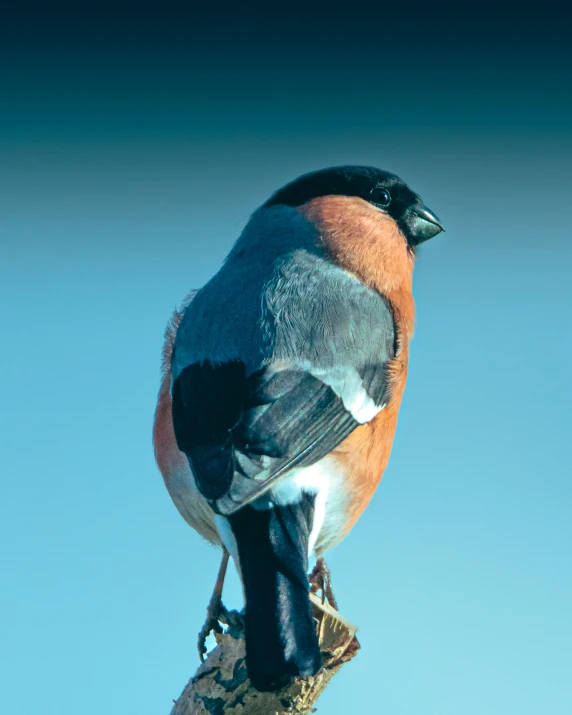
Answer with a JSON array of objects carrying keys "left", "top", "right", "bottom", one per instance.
[{"left": 405, "top": 205, "right": 445, "bottom": 246}]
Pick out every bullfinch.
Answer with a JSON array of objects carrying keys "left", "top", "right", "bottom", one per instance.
[{"left": 153, "top": 165, "right": 444, "bottom": 691}]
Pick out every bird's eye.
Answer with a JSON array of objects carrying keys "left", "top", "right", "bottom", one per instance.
[{"left": 372, "top": 187, "right": 391, "bottom": 208}]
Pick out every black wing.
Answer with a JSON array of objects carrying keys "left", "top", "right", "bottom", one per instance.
[
  {"left": 172, "top": 358, "right": 394, "bottom": 516},
  {"left": 172, "top": 361, "right": 367, "bottom": 514}
]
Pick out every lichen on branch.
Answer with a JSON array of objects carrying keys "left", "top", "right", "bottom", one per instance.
[{"left": 169, "top": 594, "right": 359, "bottom": 715}]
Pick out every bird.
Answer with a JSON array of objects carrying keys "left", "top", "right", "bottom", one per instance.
[{"left": 153, "top": 165, "right": 444, "bottom": 691}]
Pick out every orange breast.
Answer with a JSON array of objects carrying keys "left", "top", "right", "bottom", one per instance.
[
  {"left": 331, "top": 348, "right": 409, "bottom": 537},
  {"left": 153, "top": 302, "right": 220, "bottom": 545},
  {"left": 298, "top": 195, "right": 416, "bottom": 538},
  {"left": 153, "top": 377, "right": 188, "bottom": 482}
]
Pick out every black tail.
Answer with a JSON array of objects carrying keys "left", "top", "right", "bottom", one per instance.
[{"left": 229, "top": 495, "right": 321, "bottom": 691}]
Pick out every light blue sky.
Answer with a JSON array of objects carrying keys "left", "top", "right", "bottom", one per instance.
[{"left": 1, "top": 128, "right": 571, "bottom": 714}]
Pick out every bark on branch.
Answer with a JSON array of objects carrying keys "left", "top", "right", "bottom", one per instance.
[{"left": 169, "top": 594, "right": 359, "bottom": 714}]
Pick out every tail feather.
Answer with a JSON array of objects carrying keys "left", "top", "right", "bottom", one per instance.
[{"left": 229, "top": 495, "right": 321, "bottom": 691}]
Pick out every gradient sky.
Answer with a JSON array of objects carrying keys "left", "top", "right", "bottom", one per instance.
[{"left": 1, "top": 4, "right": 571, "bottom": 714}]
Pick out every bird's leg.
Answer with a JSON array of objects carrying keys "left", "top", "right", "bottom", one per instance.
[
  {"left": 197, "top": 548, "right": 230, "bottom": 662},
  {"left": 308, "top": 557, "right": 339, "bottom": 611}
]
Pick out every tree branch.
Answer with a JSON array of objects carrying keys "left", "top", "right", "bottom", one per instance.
[{"left": 169, "top": 594, "right": 359, "bottom": 714}]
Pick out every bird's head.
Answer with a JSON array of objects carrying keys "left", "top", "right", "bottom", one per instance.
[
  {"left": 265, "top": 165, "right": 444, "bottom": 250},
  {"left": 262, "top": 165, "right": 444, "bottom": 302}
]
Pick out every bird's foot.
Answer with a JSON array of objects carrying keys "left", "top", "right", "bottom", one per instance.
[
  {"left": 197, "top": 549, "right": 230, "bottom": 662},
  {"left": 197, "top": 595, "right": 229, "bottom": 662},
  {"left": 308, "top": 557, "right": 339, "bottom": 611}
]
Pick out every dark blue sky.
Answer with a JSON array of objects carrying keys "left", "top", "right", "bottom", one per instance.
[{"left": 2, "top": 2, "right": 571, "bottom": 140}]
